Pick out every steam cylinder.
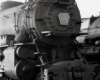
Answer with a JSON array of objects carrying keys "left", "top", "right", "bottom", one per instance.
[{"left": 4, "top": 47, "right": 37, "bottom": 80}]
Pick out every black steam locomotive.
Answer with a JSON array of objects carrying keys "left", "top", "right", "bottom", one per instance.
[{"left": 0, "top": 0, "right": 100, "bottom": 80}]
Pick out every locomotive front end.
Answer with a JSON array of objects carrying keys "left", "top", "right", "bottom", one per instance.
[
  {"left": 1, "top": 0, "right": 98, "bottom": 80},
  {"left": 15, "top": 0, "right": 81, "bottom": 46}
]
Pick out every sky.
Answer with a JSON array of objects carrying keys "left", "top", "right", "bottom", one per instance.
[{"left": 0, "top": 0, "right": 100, "bottom": 18}]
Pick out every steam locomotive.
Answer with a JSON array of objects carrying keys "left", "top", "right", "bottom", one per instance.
[
  {"left": 0, "top": 0, "right": 100, "bottom": 80},
  {"left": 77, "top": 16, "right": 100, "bottom": 79}
]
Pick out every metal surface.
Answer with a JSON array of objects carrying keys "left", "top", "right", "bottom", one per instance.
[
  {"left": 77, "top": 17, "right": 100, "bottom": 45},
  {"left": 16, "top": 60, "right": 37, "bottom": 80},
  {"left": 87, "top": 17, "right": 100, "bottom": 38},
  {"left": 78, "top": 17, "right": 100, "bottom": 40},
  {"left": 0, "top": 1, "right": 23, "bottom": 11},
  {"left": 0, "top": 5, "right": 23, "bottom": 36},
  {"left": 76, "top": 18, "right": 90, "bottom": 43},
  {"left": 36, "top": 60, "right": 95, "bottom": 80},
  {"left": 16, "top": 46, "right": 35, "bottom": 59},
  {"left": 4, "top": 47, "right": 18, "bottom": 79},
  {"left": 58, "top": 13, "right": 70, "bottom": 26}
]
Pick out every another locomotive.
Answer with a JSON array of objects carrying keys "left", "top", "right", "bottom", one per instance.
[
  {"left": 77, "top": 16, "right": 100, "bottom": 73},
  {"left": 0, "top": 0, "right": 100, "bottom": 80}
]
